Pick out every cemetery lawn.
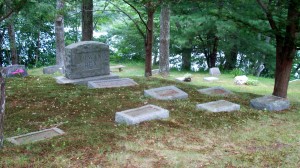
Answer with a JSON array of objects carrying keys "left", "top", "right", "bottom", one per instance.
[{"left": 1, "top": 63, "right": 300, "bottom": 167}]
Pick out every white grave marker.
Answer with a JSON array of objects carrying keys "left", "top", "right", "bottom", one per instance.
[
  {"left": 196, "top": 100, "right": 240, "bottom": 112},
  {"left": 115, "top": 104, "right": 169, "bottom": 125}
]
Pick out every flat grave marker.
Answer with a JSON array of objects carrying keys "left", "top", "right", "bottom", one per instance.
[
  {"left": 198, "top": 86, "right": 233, "bottom": 96},
  {"left": 196, "top": 100, "right": 240, "bottom": 112},
  {"left": 203, "top": 77, "right": 219, "bottom": 82},
  {"left": 115, "top": 104, "right": 169, "bottom": 125},
  {"left": 7, "top": 127, "right": 65, "bottom": 145},
  {"left": 144, "top": 85, "right": 188, "bottom": 100},
  {"left": 88, "top": 78, "right": 138, "bottom": 89},
  {"left": 250, "top": 95, "right": 290, "bottom": 111}
]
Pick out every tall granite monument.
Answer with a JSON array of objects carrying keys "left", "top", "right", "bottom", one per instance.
[{"left": 55, "top": 41, "right": 118, "bottom": 84}]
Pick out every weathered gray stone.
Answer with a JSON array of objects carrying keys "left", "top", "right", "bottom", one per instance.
[
  {"left": 203, "top": 77, "right": 219, "bottom": 82},
  {"left": 250, "top": 95, "right": 290, "bottom": 111},
  {"left": 64, "top": 41, "right": 110, "bottom": 79},
  {"left": 198, "top": 86, "right": 233, "bottom": 96},
  {"left": 196, "top": 100, "right": 240, "bottom": 112},
  {"left": 43, "top": 65, "right": 63, "bottom": 74},
  {"left": 55, "top": 74, "right": 119, "bottom": 85},
  {"left": 209, "top": 67, "right": 221, "bottom": 76},
  {"left": 115, "top": 104, "right": 169, "bottom": 125},
  {"left": 3, "top": 65, "right": 28, "bottom": 77},
  {"left": 88, "top": 78, "right": 138, "bottom": 89},
  {"left": 144, "top": 85, "right": 188, "bottom": 100},
  {"left": 7, "top": 127, "right": 65, "bottom": 145},
  {"left": 152, "top": 69, "right": 159, "bottom": 75},
  {"left": 234, "top": 75, "right": 248, "bottom": 85}
]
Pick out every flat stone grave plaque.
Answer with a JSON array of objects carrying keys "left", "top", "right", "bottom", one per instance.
[
  {"left": 198, "top": 86, "right": 233, "bottom": 96},
  {"left": 209, "top": 67, "right": 221, "bottom": 76},
  {"left": 175, "top": 77, "right": 191, "bottom": 82},
  {"left": 88, "top": 78, "right": 138, "bottom": 89},
  {"left": 196, "top": 100, "right": 240, "bottom": 113},
  {"left": 203, "top": 77, "right": 219, "bottom": 82},
  {"left": 250, "top": 95, "right": 290, "bottom": 111},
  {"left": 115, "top": 104, "right": 169, "bottom": 125},
  {"left": 144, "top": 85, "right": 188, "bottom": 100},
  {"left": 7, "top": 127, "right": 65, "bottom": 145}
]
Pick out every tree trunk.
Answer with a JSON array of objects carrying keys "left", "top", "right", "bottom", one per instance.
[
  {"left": 159, "top": 3, "right": 170, "bottom": 77},
  {"left": 0, "top": 29, "right": 6, "bottom": 67},
  {"left": 82, "top": 0, "right": 93, "bottom": 41},
  {"left": 0, "top": 73, "right": 6, "bottom": 149},
  {"left": 8, "top": 22, "right": 18, "bottom": 65},
  {"left": 144, "top": 6, "right": 154, "bottom": 77},
  {"left": 182, "top": 48, "right": 192, "bottom": 71},
  {"left": 272, "top": 1, "right": 299, "bottom": 98},
  {"left": 34, "top": 31, "right": 41, "bottom": 67},
  {"left": 224, "top": 44, "right": 238, "bottom": 70},
  {"left": 55, "top": 0, "right": 65, "bottom": 67},
  {"left": 209, "top": 36, "right": 218, "bottom": 68}
]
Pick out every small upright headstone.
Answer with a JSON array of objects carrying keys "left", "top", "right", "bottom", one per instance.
[
  {"left": 115, "top": 104, "right": 169, "bottom": 125},
  {"left": 55, "top": 41, "right": 118, "bottom": 84},
  {"left": 144, "top": 85, "right": 188, "bottom": 100},
  {"left": 196, "top": 100, "right": 240, "bottom": 112},
  {"left": 250, "top": 95, "right": 290, "bottom": 111},
  {"left": 209, "top": 67, "right": 221, "bottom": 76},
  {"left": 198, "top": 86, "right": 233, "bottom": 96},
  {"left": 3, "top": 65, "right": 28, "bottom": 78}
]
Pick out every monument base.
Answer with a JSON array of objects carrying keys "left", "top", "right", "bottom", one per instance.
[{"left": 55, "top": 74, "right": 119, "bottom": 85}]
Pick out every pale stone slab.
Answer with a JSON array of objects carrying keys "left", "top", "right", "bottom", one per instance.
[
  {"left": 250, "top": 95, "right": 290, "bottom": 111},
  {"left": 152, "top": 69, "right": 159, "bottom": 75},
  {"left": 55, "top": 74, "right": 119, "bottom": 85},
  {"left": 198, "top": 86, "right": 233, "bottom": 96},
  {"left": 196, "top": 100, "right": 240, "bottom": 112},
  {"left": 115, "top": 104, "right": 169, "bottom": 125},
  {"left": 110, "top": 65, "right": 125, "bottom": 72},
  {"left": 88, "top": 78, "right": 138, "bottom": 89},
  {"left": 209, "top": 67, "right": 221, "bottom": 76},
  {"left": 234, "top": 75, "right": 248, "bottom": 85},
  {"left": 175, "top": 77, "right": 191, "bottom": 82},
  {"left": 144, "top": 85, "right": 188, "bottom": 100},
  {"left": 7, "top": 128, "right": 65, "bottom": 145},
  {"left": 43, "top": 65, "right": 63, "bottom": 74},
  {"left": 203, "top": 77, "right": 219, "bottom": 82},
  {"left": 65, "top": 41, "right": 110, "bottom": 79}
]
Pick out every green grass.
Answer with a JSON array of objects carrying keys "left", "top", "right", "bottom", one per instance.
[{"left": 1, "top": 63, "right": 299, "bottom": 167}]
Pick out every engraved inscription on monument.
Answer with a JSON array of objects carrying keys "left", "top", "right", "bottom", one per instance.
[{"left": 64, "top": 41, "right": 110, "bottom": 79}]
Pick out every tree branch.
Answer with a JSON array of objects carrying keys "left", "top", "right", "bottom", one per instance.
[
  {"left": 122, "top": 0, "right": 149, "bottom": 31},
  {"left": 108, "top": 1, "right": 145, "bottom": 39},
  {"left": 256, "top": 0, "right": 280, "bottom": 36}
]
